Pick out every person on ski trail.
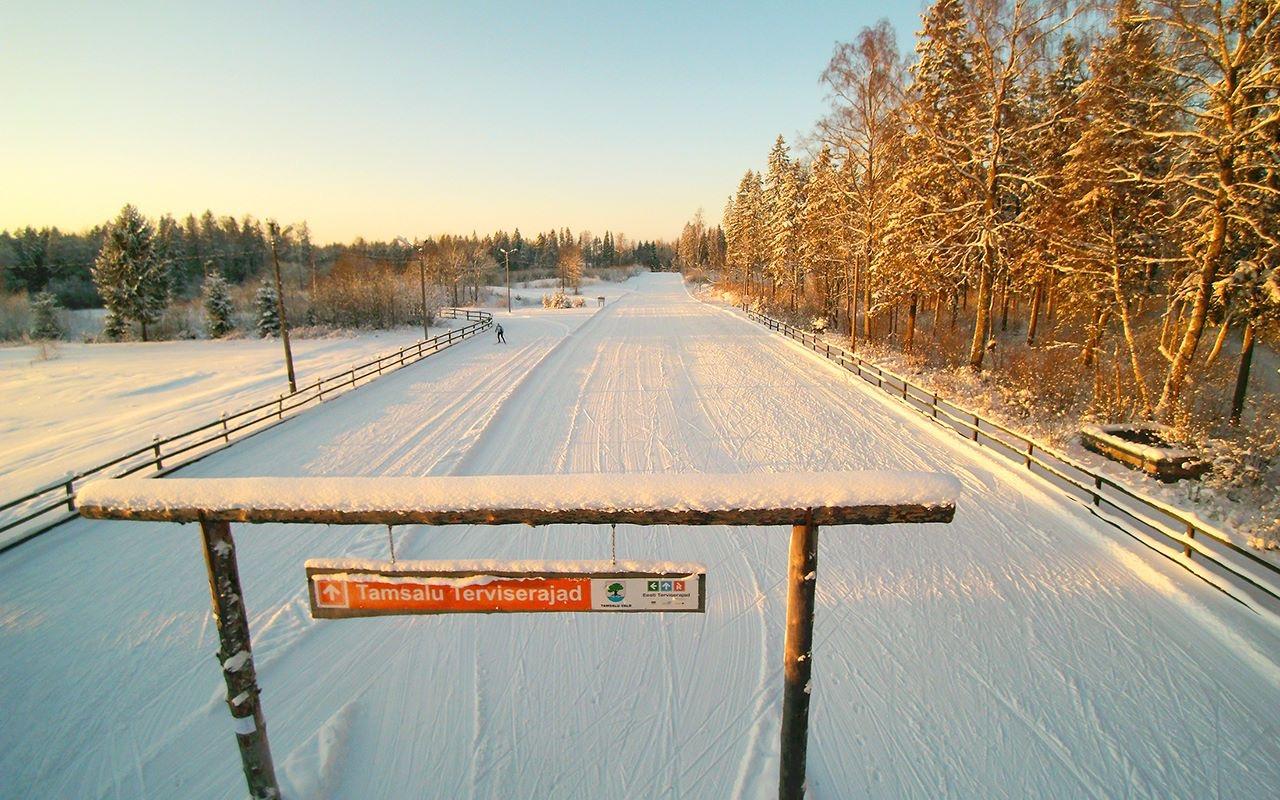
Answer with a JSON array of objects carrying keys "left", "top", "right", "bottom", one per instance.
[{"left": 496, "top": 323, "right": 506, "bottom": 343}]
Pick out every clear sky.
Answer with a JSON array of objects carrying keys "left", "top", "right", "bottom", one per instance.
[{"left": 2, "top": 1, "right": 925, "bottom": 243}]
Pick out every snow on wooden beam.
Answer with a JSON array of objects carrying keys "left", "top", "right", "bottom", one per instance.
[{"left": 76, "top": 472, "right": 958, "bottom": 527}]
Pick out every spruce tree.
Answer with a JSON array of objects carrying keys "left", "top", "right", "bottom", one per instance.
[
  {"left": 92, "top": 204, "right": 170, "bottom": 341},
  {"left": 101, "top": 309, "right": 127, "bottom": 341},
  {"left": 763, "top": 136, "right": 801, "bottom": 305},
  {"left": 202, "top": 270, "right": 235, "bottom": 338},
  {"left": 29, "top": 291, "right": 63, "bottom": 340},
  {"left": 1061, "top": 0, "right": 1176, "bottom": 417},
  {"left": 799, "top": 145, "right": 846, "bottom": 325},
  {"left": 256, "top": 283, "right": 281, "bottom": 337}
]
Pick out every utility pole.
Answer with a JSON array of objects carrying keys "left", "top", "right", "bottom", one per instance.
[
  {"left": 499, "top": 247, "right": 518, "bottom": 313},
  {"left": 267, "top": 221, "right": 297, "bottom": 394},
  {"left": 418, "top": 242, "right": 430, "bottom": 340}
]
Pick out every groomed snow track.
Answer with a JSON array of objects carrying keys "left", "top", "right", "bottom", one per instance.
[{"left": 2, "top": 273, "right": 1279, "bottom": 798}]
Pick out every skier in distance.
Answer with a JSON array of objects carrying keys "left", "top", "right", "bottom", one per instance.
[{"left": 496, "top": 323, "right": 506, "bottom": 343}]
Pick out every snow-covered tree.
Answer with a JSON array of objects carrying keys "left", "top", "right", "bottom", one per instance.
[
  {"left": 202, "top": 269, "right": 235, "bottom": 338},
  {"left": 1021, "top": 35, "right": 1086, "bottom": 349},
  {"left": 1146, "top": 0, "right": 1279, "bottom": 421},
  {"left": 1213, "top": 250, "right": 1280, "bottom": 424},
  {"left": 763, "top": 136, "right": 802, "bottom": 306},
  {"left": 256, "top": 283, "right": 281, "bottom": 337},
  {"left": 92, "top": 204, "right": 170, "bottom": 342},
  {"left": 29, "top": 291, "right": 63, "bottom": 340},
  {"left": 1060, "top": 0, "right": 1178, "bottom": 416},
  {"left": 101, "top": 309, "right": 127, "bottom": 341},
  {"left": 558, "top": 241, "right": 584, "bottom": 292},
  {"left": 799, "top": 145, "right": 847, "bottom": 326},
  {"left": 725, "top": 170, "right": 766, "bottom": 292},
  {"left": 821, "top": 20, "right": 905, "bottom": 344}
]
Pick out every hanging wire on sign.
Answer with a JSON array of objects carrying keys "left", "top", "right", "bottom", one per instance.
[
  {"left": 610, "top": 523, "right": 617, "bottom": 569},
  {"left": 386, "top": 524, "right": 397, "bottom": 564}
]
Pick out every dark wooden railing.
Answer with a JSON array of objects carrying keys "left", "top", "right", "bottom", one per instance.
[
  {"left": 0, "top": 308, "right": 493, "bottom": 553},
  {"left": 745, "top": 308, "right": 1280, "bottom": 613}
]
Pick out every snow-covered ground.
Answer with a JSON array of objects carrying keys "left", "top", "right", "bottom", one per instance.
[
  {"left": 0, "top": 329, "right": 431, "bottom": 499},
  {"left": 2, "top": 273, "right": 1279, "bottom": 798}
]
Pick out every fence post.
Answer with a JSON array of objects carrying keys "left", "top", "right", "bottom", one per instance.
[
  {"left": 222, "top": 412, "right": 230, "bottom": 443},
  {"left": 972, "top": 415, "right": 980, "bottom": 441},
  {"left": 1185, "top": 522, "right": 1195, "bottom": 558},
  {"left": 932, "top": 393, "right": 939, "bottom": 420},
  {"left": 279, "top": 394, "right": 286, "bottom": 416},
  {"left": 1093, "top": 476, "right": 1102, "bottom": 507},
  {"left": 153, "top": 436, "right": 163, "bottom": 471},
  {"left": 198, "top": 520, "right": 281, "bottom": 800},
  {"left": 779, "top": 519, "right": 819, "bottom": 800},
  {"left": 1025, "top": 441, "right": 1033, "bottom": 468},
  {"left": 64, "top": 477, "right": 75, "bottom": 511}
]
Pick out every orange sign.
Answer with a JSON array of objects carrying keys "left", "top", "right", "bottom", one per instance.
[{"left": 306, "top": 564, "right": 705, "bottom": 618}]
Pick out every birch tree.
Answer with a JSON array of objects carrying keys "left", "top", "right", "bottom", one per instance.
[{"left": 820, "top": 20, "right": 904, "bottom": 344}]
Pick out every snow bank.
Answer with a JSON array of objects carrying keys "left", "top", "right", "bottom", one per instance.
[{"left": 76, "top": 471, "right": 958, "bottom": 526}]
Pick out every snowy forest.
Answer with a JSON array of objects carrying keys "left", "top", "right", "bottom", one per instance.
[
  {"left": 1, "top": 208, "right": 670, "bottom": 341},
  {"left": 679, "top": 0, "right": 1278, "bottom": 445}
]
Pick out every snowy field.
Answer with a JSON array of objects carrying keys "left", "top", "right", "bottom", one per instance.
[
  {"left": 0, "top": 329, "right": 431, "bottom": 499},
  {"left": 2, "top": 273, "right": 1280, "bottom": 798}
]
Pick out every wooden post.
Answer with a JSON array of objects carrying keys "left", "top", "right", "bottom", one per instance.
[
  {"left": 268, "top": 222, "right": 297, "bottom": 394},
  {"left": 199, "top": 520, "right": 281, "bottom": 800},
  {"left": 779, "top": 520, "right": 819, "bottom": 800}
]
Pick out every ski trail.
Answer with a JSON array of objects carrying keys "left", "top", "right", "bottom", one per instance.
[{"left": 3, "top": 274, "right": 1280, "bottom": 798}]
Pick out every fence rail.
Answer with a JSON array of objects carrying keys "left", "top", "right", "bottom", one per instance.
[
  {"left": 745, "top": 308, "right": 1280, "bottom": 613},
  {"left": 0, "top": 308, "right": 493, "bottom": 553}
]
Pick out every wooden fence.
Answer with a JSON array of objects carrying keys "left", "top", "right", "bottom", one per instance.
[
  {"left": 0, "top": 308, "right": 493, "bottom": 553},
  {"left": 746, "top": 308, "right": 1280, "bottom": 613}
]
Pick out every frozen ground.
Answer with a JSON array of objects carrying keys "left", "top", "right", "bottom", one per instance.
[
  {"left": 2, "top": 273, "right": 1280, "bottom": 798},
  {"left": 0, "top": 329, "right": 430, "bottom": 499}
]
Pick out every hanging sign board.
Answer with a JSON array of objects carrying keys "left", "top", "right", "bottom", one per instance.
[{"left": 305, "top": 560, "right": 706, "bottom": 618}]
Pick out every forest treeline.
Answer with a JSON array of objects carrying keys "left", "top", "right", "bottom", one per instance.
[
  {"left": 2, "top": 207, "right": 672, "bottom": 340},
  {"left": 678, "top": 0, "right": 1278, "bottom": 432}
]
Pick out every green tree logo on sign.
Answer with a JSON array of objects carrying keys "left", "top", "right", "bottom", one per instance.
[{"left": 607, "top": 583, "right": 625, "bottom": 602}]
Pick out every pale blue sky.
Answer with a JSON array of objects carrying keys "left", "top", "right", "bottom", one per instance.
[{"left": 2, "top": 1, "right": 925, "bottom": 242}]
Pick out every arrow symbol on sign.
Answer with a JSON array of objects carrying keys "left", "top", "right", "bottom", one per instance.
[{"left": 314, "top": 579, "right": 348, "bottom": 608}]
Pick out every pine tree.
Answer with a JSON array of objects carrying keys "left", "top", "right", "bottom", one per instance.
[
  {"left": 101, "top": 309, "right": 127, "bottom": 341},
  {"left": 763, "top": 136, "right": 801, "bottom": 306},
  {"left": 202, "top": 270, "right": 235, "bottom": 338},
  {"left": 92, "top": 204, "right": 170, "bottom": 342},
  {"left": 1061, "top": 0, "right": 1177, "bottom": 416},
  {"left": 256, "top": 283, "right": 281, "bottom": 337},
  {"left": 732, "top": 170, "right": 767, "bottom": 294},
  {"left": 29, "top": 291, "right": 63, "bottom": 340},
  {"left": 799, "top": 145, "right": 847, "bottom": 325}
]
